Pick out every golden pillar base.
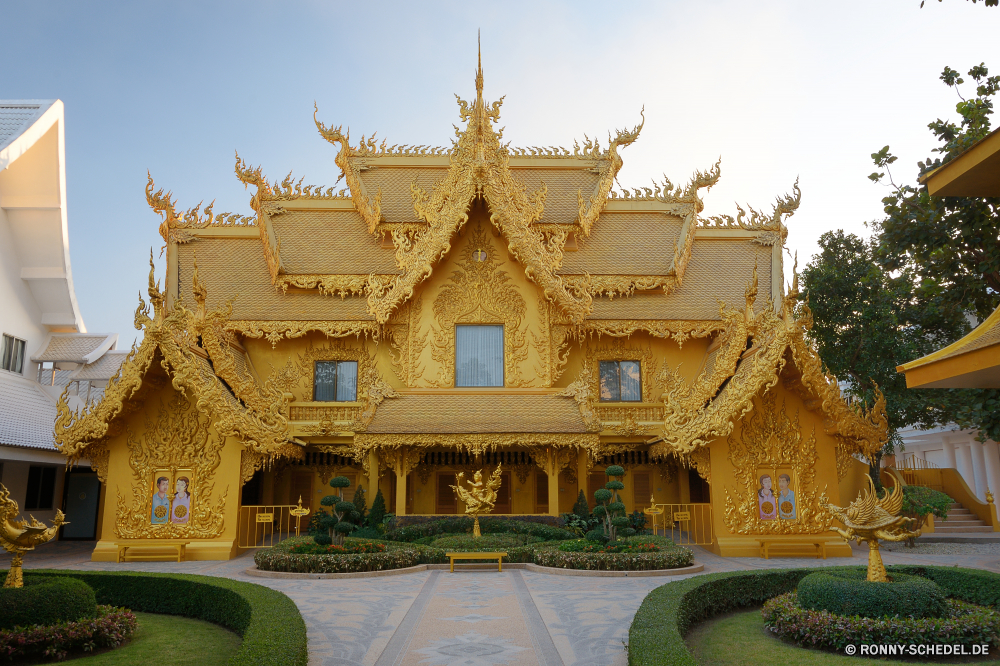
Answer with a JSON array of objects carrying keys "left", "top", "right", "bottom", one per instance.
[
  {"left": 866, "top": 540, "right": 888, "bottom": 582},
  {"left": 473, "top": 515, "right": 481, "bottom": 538},
  {"left": 3, "top": 553, "right": 23, "bottom": 588}
]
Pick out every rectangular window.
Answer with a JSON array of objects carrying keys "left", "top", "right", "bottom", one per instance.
[
  {"left": 314, "top": 361, "right": 358, "bottom": 401},
  {"left": 455, "top": 325, "right": 503, "bottom": 387},
  {"left": 599, "top": 360, "right": 641, "bottom": 401},
  {"left": 1, "top": 334, "right": 26, "bottom": 374},
  {"left": 25, "top": 466, "right": 57, "bottom": 510}
]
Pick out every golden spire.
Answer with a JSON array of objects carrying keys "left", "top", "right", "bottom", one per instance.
[{"left": 475, "top": 30, "right": 484, "bottom": 104}]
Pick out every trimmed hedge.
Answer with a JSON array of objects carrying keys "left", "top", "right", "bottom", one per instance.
[
  {"left": 255, "top": 536, "right": 447, "bottom": 573},
  {"left": 0, "top": 576, "right": 96, "bottom": 630},
  {"left": 384, "top": 516, "right": 574, "bottom": 542},
  {"left": 764, "top": 593, "right": 999, "bottom": 651},
  {"left": 535, "top": 548, "right": 693, "bottom": 571},
  {"left": 12, "top": 569, "right": 306, "bottom": 666},
  {"left": 626, "top": 565, "right": 1000, "bottom": 666},
  {"left": 389, "top": 514, "right": 565, "bottom": 529},
  {"left": 797, "top": 569, "right": 947, "bottom": 618},
  {"left": 0, "top": 605, "right": 135, "bottom": 662}
]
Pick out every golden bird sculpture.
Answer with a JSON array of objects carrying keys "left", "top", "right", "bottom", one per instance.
[
  {"left": 1, "top": 483, "right": 67, "bottom": 588},
  {"left": 818, "top": 469, "right": 920, "bottom": 582},
  {"left": 451, "top": 466, "right": 503, "bottom": 538}
]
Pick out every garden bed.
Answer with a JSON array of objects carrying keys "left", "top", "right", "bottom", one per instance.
[
  {"left": 627, "top": 565, "right": 1000, "bottom": 666},
  {"left": 254, "top": 536, "right": 448, "bottom": 573},
  {"left": 5, "top": 570, "right": 306, "bottom": 666}
]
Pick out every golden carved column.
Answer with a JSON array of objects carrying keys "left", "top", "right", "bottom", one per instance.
[
  {"left": 577, "top": 447, "right": 590, "bottom": 507},
  {"left": 542, "top": 447, "right": 560, "bottom": 517},
  {"left": 368, "top": 449, "right": 380, "bottom": 499},
  {"left": 395, "top": 446, "right": 408, "bottom": 517}
]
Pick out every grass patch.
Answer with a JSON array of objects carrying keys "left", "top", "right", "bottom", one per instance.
[
  {"left": 686, "top": 609, "right": 999, "bottom": 665},
  {"left": 62, "top": 612, "right": 240, "bottom": 665}
]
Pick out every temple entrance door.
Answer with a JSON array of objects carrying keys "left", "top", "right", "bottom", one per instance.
[
  {"left": 494, "top": 472, "right": 511, "bottom": 514},
  {"left": 60, "top": 471, "right": 100, "bottom": 540},
  {"left": 291, "top": 472, "right": 313, "bottom": 510},
  {"left": 535, "top": 472, "right": 548, "bottom": 514},
  {"left": 632, "top": 472, "right": 651, "bottom": 511},
  {"left": 437, "top": 473, "right": 457, "bottom": 514},
  {"left": 689, "top": 469, "right": 711, "bottom": 503},
  {"left": 588, "top": 472, "right": 605, "bottom": 508}
]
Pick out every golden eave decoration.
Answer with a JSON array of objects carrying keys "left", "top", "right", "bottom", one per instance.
[{"left": 54, "top": 256, "right": 303, "bottom": 463}]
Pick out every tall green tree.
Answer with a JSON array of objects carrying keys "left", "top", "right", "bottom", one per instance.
[
  {"left": 869, "top": 63, "right": 1000, "bottom": 443},
  {"left": 801, "top": 231, "right": 969, "bottom": 456}
]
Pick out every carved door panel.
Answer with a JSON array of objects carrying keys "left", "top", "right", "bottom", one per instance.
[
  {"left": 493, "top": 472, "right": 511, "bottom": 514},
  {"left": 291, "top": 473, "right": 313, "bottom": 510},
  {"left": 588, "top": 472, "right": 605, "bottom": 508},
  {"left": 632, "top": 472, "right": 651, "bottom": 511}
]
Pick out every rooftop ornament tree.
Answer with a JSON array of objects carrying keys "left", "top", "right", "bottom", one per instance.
[
  {"left": 592, "top": 465, "right": 632, "bottom": 543},
  {"left": 316, "top": 476, "right": 359, "bottom": 546}
]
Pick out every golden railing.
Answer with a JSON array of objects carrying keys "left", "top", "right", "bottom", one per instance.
[
  {"left": 288, "top": 402, "right": 362, "bottom": 423},
  {"left": 895, "top": 455, "right": 940, "bottom": 471},
  {"left": 237, "top": 504, "right": 310, "bottom": 549},
  {"left": 643, "top": 503, "right": 714, "bottom": 545}
]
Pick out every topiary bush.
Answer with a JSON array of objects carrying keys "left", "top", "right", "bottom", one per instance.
[
  {"left": 317, "top": 476, "right": 360, "bottom": 545},
  {"left": 367, "top": 488, "right": 387, "bottom": 530},
  {"left": 592, "top": 465, "right": 634, "bottom": 542},
  {"left": 796, "top": 569, "right": 947, "bottom": 618},
  {"left": 0, "top": 575, "right": 97, "bottom": 630}
]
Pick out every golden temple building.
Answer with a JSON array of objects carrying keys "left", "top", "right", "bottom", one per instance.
[{"left": 53, "top": 56, "right": 886, "bottom": 560}]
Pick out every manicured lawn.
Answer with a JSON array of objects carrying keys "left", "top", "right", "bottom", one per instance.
[
  {"left": 686, "top": 608, "right": 1000, "bottom": 666},
  {"left": 63, "top": 612, "right": 240, "bottom": 665}
]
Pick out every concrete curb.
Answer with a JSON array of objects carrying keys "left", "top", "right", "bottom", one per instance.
[{"left": 245, "top": 561, "right": 704, "bottom": 579}]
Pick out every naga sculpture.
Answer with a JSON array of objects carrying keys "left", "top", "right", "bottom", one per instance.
[
  {"left": 1, "top": 484, "right": 67, "bottom": 588},
  {"left": 451, "top": 466, "right": 503, "bottom": 538},
  {"left": 819, "top": 469, "right": 920, "bottom": 582}
]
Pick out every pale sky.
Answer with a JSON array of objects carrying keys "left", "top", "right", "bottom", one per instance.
[{"left": 2, "top": 1, "right": 998, "bottom": 345}]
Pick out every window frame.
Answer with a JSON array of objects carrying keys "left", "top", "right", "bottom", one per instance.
[
  {"left": 1, "top": 333, "right": 26, "bottom": 375},
  {"left": 25, "top": 465, "right": 57, "bottom": 511},
  {"left": 598, "top": 360, "right": 642, "bottom": 402},
  {"left": 313, "top": 360, "right": 359, "bottom": 402},
  {"left": 454, "top": 324, "right": 505, "bottom": 388}
]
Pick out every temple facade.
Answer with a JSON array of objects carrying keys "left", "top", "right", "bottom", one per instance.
[{"left": 54, "top": 59, "right": 884, "bottom": 560}]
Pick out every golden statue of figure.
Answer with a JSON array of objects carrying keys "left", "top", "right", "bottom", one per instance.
[
  {"left": 819, "top": 469, "right": 920, "bottom": 582},
  {"left": 1, "top": 484, "right": 67, "bottom": 588},
  {"left": 451, "top": 466, "right": 502, "bottom": 538}
]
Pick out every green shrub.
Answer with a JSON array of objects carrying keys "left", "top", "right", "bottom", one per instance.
[
  {"left": 289, "top": 541, "right": 386, "bottom": 555},
  {"left": 0, "top": 605, "right": 136, "bottom": 661},
  {"left": 572, "top": 489, "right": 590, "bottom": 520},
  {"left": 429, "top": 533, "right": 541, "bottom": 551},
  {"left": 256, "top": 536, "right": 447, "bottom": 573},
  {"left": 367, "top": 488, "right": 387, "bottom": 529},
  {"left": 0, "top": 576, "right": 97, "bottom": 630},
  {"left": 626, "top": 565, "right": 1000, "bottom": 666},
  {"left": 901, "top": 485, "right": 953, "bottom": 521},
  {"left": 534, "top": 547, "right": 692, "bottom": 571},
  {"left": 352, "top": 485, "right": 368, "bottom": 526},
  {"left": 558, "top": 539, "right": 661, "bottom": 554},
  {"left": 797, "top": 569, "right": 947, "bottom": 618},
  {"left": 764, "top": 592, "right": 999, "bottom": 652},
  {"left": 352, "top": 526, "right": 382, "bottom": 539},
  {"left": 383, "top": 516, "right": 574, "bottom": 542},
  {"left": 12, "top": 569, "right": 307, "bottom": 666}
]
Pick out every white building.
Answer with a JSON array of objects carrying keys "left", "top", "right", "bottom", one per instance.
[
  {"left": 0, "top": 100, "right": 125, "bottom": 541},
  {"left": 898, "top": 425, "right": 1000, "bottom": 503}
]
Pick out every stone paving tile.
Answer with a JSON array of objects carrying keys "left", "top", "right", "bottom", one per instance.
[{"left": 4, "top": 541, "right": 999, "bottom": 666}]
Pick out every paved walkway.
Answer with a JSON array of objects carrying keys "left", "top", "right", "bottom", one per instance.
[{"left": 4, "top": 542, "right": 999, "bottom": 666}]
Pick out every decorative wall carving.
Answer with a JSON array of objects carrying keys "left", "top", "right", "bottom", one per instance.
[
  {"left": 722, "top": 391, "right": 832, "bottom": 535},
  {"left": 429, "top": 222, "right": 531, "bottom": 388},
  {"left": 116, "top": 394, "right": 228, "bottom": 539}
]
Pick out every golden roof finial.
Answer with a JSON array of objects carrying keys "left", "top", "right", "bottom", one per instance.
[
  {"left": 192, "top": 251, "right": 207, "bottom": 315},
  {"left": 476, "top": 30, "right": 484, "bottom": 103}
]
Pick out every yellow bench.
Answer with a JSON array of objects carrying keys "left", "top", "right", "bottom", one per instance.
[
  {"left": 756, "top": 539, "right": 827, "bottom": 560},
  {"left": 445, "top": 551, "right": 508, "bottom": 572},
  {"left": 116, "top": 540, "right": 189, "bottom": 563}
]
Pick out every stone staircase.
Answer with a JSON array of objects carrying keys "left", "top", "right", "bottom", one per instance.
[{"left": 933, "top": 502, "right": 993, "bottom": 533}]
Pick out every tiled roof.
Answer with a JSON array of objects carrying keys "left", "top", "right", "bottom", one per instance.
[
  {"left": 69, "top": 351, "right": 130, "bottom": 381},
  {"left": 31, "top": 334, "right": 117, "bottom": 364},
  {"left": 559, "top": 213, "right": 684, "bottom": 275},
  {"left": 272, "top": 210, "right": 401, "bottom": 275},
  {"left": 365, "top": 393, "right": 588, "bottom": 434},
  {"left": 177, "top": 239, "right": 375, "bottom": 321},
  {"left": 587, "top": 241, "right": 772, "bottom": 320},
  {"left": 0, "top": 373, "right": 57, "bottom": 450},
  {"left": 0, "top": 101, "right": 50, "bottom": 152}
]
